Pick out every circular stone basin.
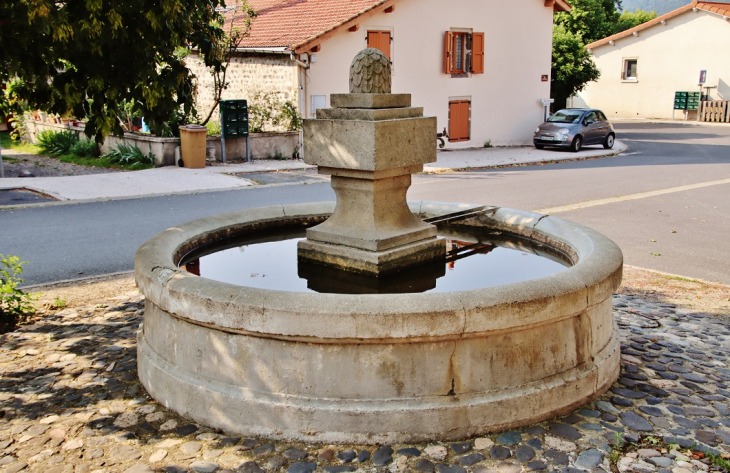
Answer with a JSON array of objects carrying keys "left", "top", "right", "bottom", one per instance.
[{"left": 135, "top": 201, "right": 623, "bottom": 444}]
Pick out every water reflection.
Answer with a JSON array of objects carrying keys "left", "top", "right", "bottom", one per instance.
[{"left": 180, "top": 226, "right": 570, "bottom": 294}]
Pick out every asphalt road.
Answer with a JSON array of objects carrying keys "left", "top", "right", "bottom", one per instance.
[
  {"left": 2, "top": 121, "right": 728, "bottom": 286},
  {"left": 409, "top": 121, "right": 730, "bottom": 284},
  {"left": 0, "top": 185, "right": 334, "bottom": 286}
]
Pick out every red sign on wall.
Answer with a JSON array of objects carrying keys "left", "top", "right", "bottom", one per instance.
[{"left": 541, "top": 75, "right": 549, "bottom": 82}]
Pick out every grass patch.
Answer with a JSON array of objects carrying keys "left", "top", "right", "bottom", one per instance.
[
  {"left": 15, "top": 130, "right": 155, "bottom": 171},
  {"left": 666, "top": 275, "right": 702, "bottom": 284},
  {"left": 707, "top": 453, "right": 730, "bottom": 470},
  {"left": 606, "top": 434, "right": 729, "bottom": 473},
  {"left": 50, "top": 296, "right": 67, "bottom": 310},
  {"left": 0, "top": 131, "right": 41, "bottom": 154}
]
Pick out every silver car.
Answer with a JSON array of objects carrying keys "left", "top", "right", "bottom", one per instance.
[{"left": 533, "top": 108, "right": 616, "bottom": 152}]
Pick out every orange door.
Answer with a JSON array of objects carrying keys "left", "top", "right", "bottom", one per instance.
[{"left": 449, "top": 101, "right": 470, "bottom": 142}]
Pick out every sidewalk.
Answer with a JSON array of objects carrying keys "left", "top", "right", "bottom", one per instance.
[
  {"left": 0, "top": 142, "right": 626, "bottom": 204},
  {"left": 611, "top": 117, "right": 730, "bottom": 128}
]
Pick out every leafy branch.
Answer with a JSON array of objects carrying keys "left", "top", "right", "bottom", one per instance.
[{"left": 200, "top": 3, "right": 257, "bottom": 126}]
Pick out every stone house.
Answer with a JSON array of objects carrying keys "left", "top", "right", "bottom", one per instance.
[
  {"left": 573, "top": 0, "right": 730, "bottom": 120},
  {"left": 188, "top": 0, "right": 570, "bottom": 148}
]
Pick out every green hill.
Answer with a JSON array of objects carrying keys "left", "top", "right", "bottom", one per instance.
[{"left": 620, "top": 0, "right": 730, "bottom": 16}]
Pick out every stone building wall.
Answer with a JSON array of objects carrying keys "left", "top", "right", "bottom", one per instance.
[{"left": 187, "top": 52, "right": 300, "bottom": 126}]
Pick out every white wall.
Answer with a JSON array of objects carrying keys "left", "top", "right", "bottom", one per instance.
[
  {"left": 302, "top": 0, "right": 555, "bottom": 148},
  {"left": 577, "top": 10, "right": 730, "bottom": 120}
]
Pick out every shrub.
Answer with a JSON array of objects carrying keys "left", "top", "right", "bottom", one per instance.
[
  {"left": 248, "top": 91, "right": 282, "bottom": 133},
  {"left": 69, "top": 139, "right": 100, "bottom": 158},
  {"left": 8, "top": 113, "right": 31, "bottom": 142},
  {"left": 248, "top": 92, "right": 303, "bottom": 133},
  {"left": 205, "top": 121, "right": 221, "bottom": 136},
  {"left": 37, "top": 130, "right": 79, "bottom": 156},
  {"left": 102, "top": 142, "right": 155, "bottom": 168},
  {"left": 280, "top": 100, "right": 303, "bottom": 131},
  {"left": 0, "top": 255, "right": 37, "bottom": 329}
]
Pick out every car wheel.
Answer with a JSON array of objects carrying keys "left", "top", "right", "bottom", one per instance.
[
  {"left": 535, "top": 144, "right": 545, "bottom": 150},
  {"left": 603, "top": 133, "right": 615, "bottom": 149},
  {"left": 570, "top": 136, "right": 582, "bottom": 153}
]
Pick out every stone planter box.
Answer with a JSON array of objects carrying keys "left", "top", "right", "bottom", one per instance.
[
  {"left": 102, "top": 133, "right": 179, "bottom": 166},
  {"left": 25, "top": 119, "right": 300, "bottom": 166}
]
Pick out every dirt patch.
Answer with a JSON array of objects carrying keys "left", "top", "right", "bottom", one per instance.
[
  {"left": 1, "top": 150, "right": 123, "bottom": 177},
  {"left": 27, "top": 272, "right": 138, "bottom": 311},
  {"left": 619, "top": 265, "right": 730, "bottom": 318}
]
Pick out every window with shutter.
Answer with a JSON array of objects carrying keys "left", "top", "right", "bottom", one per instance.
[
  {"left": 367, "top": 30, "right": 391, "bottom": 61},
  {"left": 443, "top": 31, "right": 485, "bottom": 75},
  {"left": 472, "top": 33, "right": 484, "bottom": 74},
  {"left": 449, "top": 100, "right": 471, "bottom": 142},
  {"left": 444, "top": 31, "right": 453, "bottom": 74}
]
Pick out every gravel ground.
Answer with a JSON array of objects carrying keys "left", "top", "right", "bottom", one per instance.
[
  {"left": 0, "top": 270, "right": 728, "bottom": 473},
  {"left": 1, "top": 149, "right": 122, "bottom": 178}
]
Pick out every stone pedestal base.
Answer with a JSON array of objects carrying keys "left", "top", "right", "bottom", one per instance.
[
  {"left": 298, "top": 236, "right": 446, "bottom": 275},
  {"left": 300, "top": 90, "right": 444, "bottom": 274},
  {"left": 298, "top": 167, "right": 445, "bottom": 274}
]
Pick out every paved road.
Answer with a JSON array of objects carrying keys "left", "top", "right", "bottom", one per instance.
[
  {"left": 410, "top": 121, "right": 730, "bottom": 284},
  {"left": 1, "top": 121, "right": 728, "bottom": 286},
  {"left": 0, "top": 185, "right": 334, "bottom": 286}
]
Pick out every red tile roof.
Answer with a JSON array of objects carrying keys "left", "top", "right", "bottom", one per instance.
[
  {"left": 697, "top": 1, "right": 730, "bottom": 15},
  {"left": 230, "top": 0, "right": 392, "bottom": 51},
  {"left": 586, "top": 0, "right": 730, "bottom": 49},
  {"left": 228, "top": 0, "right": 570, "bottom": 53}
]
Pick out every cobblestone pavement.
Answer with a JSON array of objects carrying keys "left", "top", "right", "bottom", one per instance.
[{"left": 1, "top": 292, "right": 728, "bottom": 473}]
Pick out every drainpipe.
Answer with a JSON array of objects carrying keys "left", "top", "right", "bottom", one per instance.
[{"left": 292, "top": 52, "right": 310, "bottom": 160}]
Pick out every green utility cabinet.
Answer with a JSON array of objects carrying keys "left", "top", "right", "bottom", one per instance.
[
  {"left": 220, "top": 100, "right": 249, "bottom": 138},
  {"left": 219, "top": 99, "right": 250, "bottom": 163},
  {"left": 674, "top": 91, "right": 701, "bottom": 111},
  {"left": 673, "top": 91, "right": 687, "bottom": 110}
]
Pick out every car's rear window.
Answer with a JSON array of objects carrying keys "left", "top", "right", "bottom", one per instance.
[{"left": 547, "top": 111, "right": 584, "bottom": 123}]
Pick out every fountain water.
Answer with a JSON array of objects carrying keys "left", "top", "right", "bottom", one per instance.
[{"left": 135, "top": 49, "right": 623, "bottom": 443}]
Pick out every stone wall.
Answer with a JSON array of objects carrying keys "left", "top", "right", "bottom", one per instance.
[
  {"left": 206, "top": 132, "right": 300, "bottom": 162},
  {"left": 188, "top": 52, "right": 300, "bottom": 128}
]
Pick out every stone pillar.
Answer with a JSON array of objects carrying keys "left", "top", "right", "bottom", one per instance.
[{"left": 298, "top": 49, "right": 445, "bottom": 275}]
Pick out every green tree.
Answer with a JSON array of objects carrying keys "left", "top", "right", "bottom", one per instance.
[
  {"left": 555, "top": 0, "right": 621, "bottom": 44},
  {"left": 550, "top": 0, "right": 654, "bottom": 109},
  {"left": 614, "top": 9, "right": 658, "bottom": 33},
  {"left": 551, "top": 25, "right": 601, "bottom": 110},
  {"left": 0, "top": 0, "right": 233, "bottom": 141}
]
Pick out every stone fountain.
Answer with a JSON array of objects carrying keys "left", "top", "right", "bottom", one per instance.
[
  {"left": 135, "top": 49, "right": 623, "bottom": 444},
  {"left": 298, "top": 48, "right": 445, "bottom": 275}
]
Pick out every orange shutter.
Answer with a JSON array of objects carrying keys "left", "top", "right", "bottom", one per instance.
[
  {"left": 449, "top": 100, "right": 470, "bottom": 142},
  {"left": 472, "top": 32, "right": 484, "bottom": 74},
  {"left": 367, "top": 30, "right": 391, "bottom": 60},
  {"left": 444, "top": 31, "right": 453, "bottom": 74}
]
